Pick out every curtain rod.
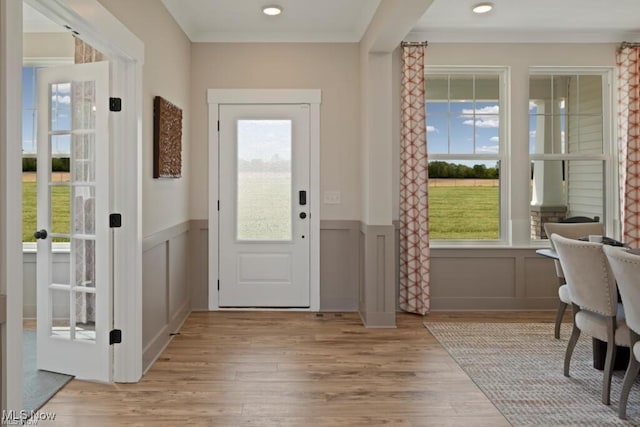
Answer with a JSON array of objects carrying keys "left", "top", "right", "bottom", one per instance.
[
  {"left": 401, "top": 41, "right": 428, "bottom": 47},
  {"left": 620, "top": 41, "right": 640, "bottom": 49}
]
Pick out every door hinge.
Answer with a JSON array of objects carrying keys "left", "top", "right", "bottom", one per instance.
[
  {"left": 217, "top": 280, "right": 220, "bottom": 291},
  {"left": 109, "top": 97, "right": 122, "bottom": 112},
  {"left": 217, "top": 200, "right": 220, "bottom": 211},
  {"left": 110, "top": 329, "right": 122, "bottom": 345},
  {"left": 217, "top": 120, "right": 220, "bottom": 131},
  {"left": 109, "top": 213, "right": 122, "bottom": 228}
]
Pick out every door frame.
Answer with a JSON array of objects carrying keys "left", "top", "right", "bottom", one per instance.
[
  {"left": 207, "top": 89, "right": 321, "bottom": 311},
  {"left": 1, "top": 0, "right": 144, "bottom": 410}
]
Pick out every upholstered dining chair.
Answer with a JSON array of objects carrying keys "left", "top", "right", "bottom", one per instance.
[
  {"left": 551, "top": 234, "right": 629, "bottom": 405},
  {"left": 544, "top": 222, "right": 605, "bottom": 339},
  {"left": 603, "top": 246, "right": 640, "bottom": 419}
]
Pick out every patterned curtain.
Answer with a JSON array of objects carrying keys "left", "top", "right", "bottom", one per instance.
[
  {"left": 74, "top": 38, "right": 104, "bottom": 324},
  {"left": 75, "top": 37, "right": 104, "bottom": 63},
  {"left": 399, "top": 43, "right": 430, "bottom": 315},
  {"left": 617, "top": 45, "right": 640, "bottom": 248}
]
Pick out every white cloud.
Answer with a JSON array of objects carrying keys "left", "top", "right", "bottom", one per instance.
[
  {"left": 477, "top": 145, "right": 499, "bottom": 154},
  {"left": 52, "top": 95, "right": 71, "bottom": 104},
  {"left": 530, "top": 130, "right": 536, "bottom": 138},
  {"left": 529, "top": 101, "right": 537, "bottom": 111},
  {"left": 461, "top": 105, "right": 499, "bottom": 115},
  {"left": 490, "top": 136, "right": 499, "bottom": 143},
  {"left": 460, "top": 105, "right": 499, "bottom": 128},
  {"left": 426, "top": 125, "right": 438, "bottom": 133},
  {"left": 463, "top": 118, "right": 499, "bottom": 128}
]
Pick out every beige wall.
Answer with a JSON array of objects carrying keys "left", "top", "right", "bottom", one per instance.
[
  {"left": 98, "top": 0, "right": 192, "bottom": 237},
  {"left": 189, "top": 43, "right": 361, "bottom": 221},
  {"left": 23, "top": 33, "right": 73, "bottom": 60}
]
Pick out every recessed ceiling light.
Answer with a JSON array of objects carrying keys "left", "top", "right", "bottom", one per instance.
[
  {"left": 262, "top": 5, "right": 283, "bottom": 16},
  {"left": 472, "top": 2, "right": 494, "bottom": 14}
]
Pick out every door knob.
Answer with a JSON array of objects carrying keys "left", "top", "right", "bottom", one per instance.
[
  {"left": 299, "top": 212, "right": 307, "bottom": 219},
  {"left": 34, "top": 229, "right": 48, "bottom": 240}
]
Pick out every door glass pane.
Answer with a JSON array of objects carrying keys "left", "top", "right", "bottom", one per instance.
[
  {"left": 72, "top": 186, "right": 96, "bottom": 235},
  {"left": 72, "top": 133, "right": 95, "bottom": 182},
  {"left": 49, "top": 286, "right": 96, "bottom": 342},
  {"left": 48, "top": 75, "right": 98, "bottom": 338},
  {"left": 74, "top": 235, "right": 96, "bottom": 342},
  {"left": 50, "top": 287, "right": 71, "bottom": 339},
  {"left": 50, "top": 183, "right": 70, "bottom": 239},
  {"left": 236, "top": 119, "right": 292, "bottom": 241},
  {"left": 72, "top": 81, "right": 96, "bottom": 130},
  {"left": 50, "top": 82, "right": 71, "bottom": 132}
]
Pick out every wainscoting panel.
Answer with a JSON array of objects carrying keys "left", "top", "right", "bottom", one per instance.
[
  {"left": 319, "top": 221, "right": 360, "bottom": 311},
  {"left": 524, "top": 255, "right": 559, "bottom": 298},
  {"left": 431, "top": 256, "right": 516, "bottom": 298},
  {"left": 429, "top": 248, "right": 558, "bottom": 310},
  {"left": 189, "top": 220, "right": 209, "bottom": 311},
  {"left": 142, "top": 243, "right": 168, "bottom": 364},
  {"left": 142, "top": 222, "right": 191, "bottom": 373},
  {"left": 359, "top": 223, "right": 395, "bottom": 327}
]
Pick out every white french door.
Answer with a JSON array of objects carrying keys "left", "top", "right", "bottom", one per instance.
[
  {"left": 219, "top": 104, "right": 310, "bottom": 307},
  {"left": 35, "top": 62, "right": 111, "bottom": 380}
]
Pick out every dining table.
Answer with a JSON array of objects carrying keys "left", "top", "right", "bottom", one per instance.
[{"left": 536, "top": 240, "right": 633, "bottom": 371}]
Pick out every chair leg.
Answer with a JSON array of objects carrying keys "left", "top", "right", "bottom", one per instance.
[
  {"left": 619, "top": 354, "right": 640, "bottom": 419},
  {"left": 555, "top": 301, "right": 568, "bottom": 339},
  {"left": 619, "top": 331, "right": 640, "bottom": 419},
  {"left": 564, "top": 313, "right": 581, "bottom": 377},
  {"left": 602, "top": 316, "right": 616, "bottom": 405}
]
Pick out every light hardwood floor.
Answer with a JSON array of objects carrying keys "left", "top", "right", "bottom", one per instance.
[{"left": 38, "top": 311, "right": 561, "bottom": 426}]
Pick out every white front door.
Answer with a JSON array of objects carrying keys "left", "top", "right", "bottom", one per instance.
[
  {"left": 219, "top": 104, "right": 310, "bottom": 307},
  {"left": 35, "top": 62, "right": 111, "bottom": 380}
]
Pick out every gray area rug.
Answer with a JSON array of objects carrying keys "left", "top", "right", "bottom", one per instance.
[
  {"left": 425, "top": 322, "right": 640, "bottom": 426},
  {"left": 23, "top": 329, "right": 73, "bottom": 413}
]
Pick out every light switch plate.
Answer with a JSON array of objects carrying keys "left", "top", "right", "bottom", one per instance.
[{"left": 323, "top": 191, "right": 341, "bottom": 204}]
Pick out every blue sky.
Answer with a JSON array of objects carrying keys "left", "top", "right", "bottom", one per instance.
[
  {"left": 426, "top": 101, "right": 500, "bottom": 156},
  {"left": 426, "top": 100, "right": 565, "bottom": 160},
  {"left": 22, "top": 67, "right": 560, "bottom": 161},
  {"left": 23, "top": 66, "right": 71, "bottom": 156}
]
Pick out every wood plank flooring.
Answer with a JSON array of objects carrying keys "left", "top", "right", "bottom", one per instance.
[{"left": 39, "top": 311, "right": 559, "bottom": 426}]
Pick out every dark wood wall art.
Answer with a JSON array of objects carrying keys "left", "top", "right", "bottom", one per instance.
[{"left": 153, "top": 96, "right": 183, "bottom": 178}]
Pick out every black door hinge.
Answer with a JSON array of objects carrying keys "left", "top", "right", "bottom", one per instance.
[
  {"left": 110, "top": 329, "right": 122, "bottom": 345},
  {"left": 109, "top": 213, "right": 122, "bottom": 228},
  {"left": 109, "top": 97, "right": 122, "bottom": 112},
  {"left": 217, "top": 200, "right": 220, "bottom": 211},
  {"left": 217, "top": 280, "right": 220, "bottom": 291},
  {"left": 217, "top": 120, "right": 220, "bottom": 131}
]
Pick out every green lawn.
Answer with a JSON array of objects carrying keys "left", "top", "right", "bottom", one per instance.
[
  {"left": 237, "top": 172, "right": 291, "bottom": 240},
  {"left": 23, "top": 177, "right": 500, "bottom": 242},
  {"left": 23, "top": 181, "right": 70, "bottom": 242},
  {"left": 428, "top": 185, "right": 499, "bottom": 239}
]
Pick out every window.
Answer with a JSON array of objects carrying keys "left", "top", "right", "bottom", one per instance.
[
  {"left": 23, "top": 66, "right": 39, "bottom": 245},
  {"left": 425, "top": 68, "right": 507, "bottom": 242},
  {"left": 529, "top": 70, "right": 611, "bottom": 240},
  {"left": 22, "top": 65, "right": 72, "bottom": 244}
]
